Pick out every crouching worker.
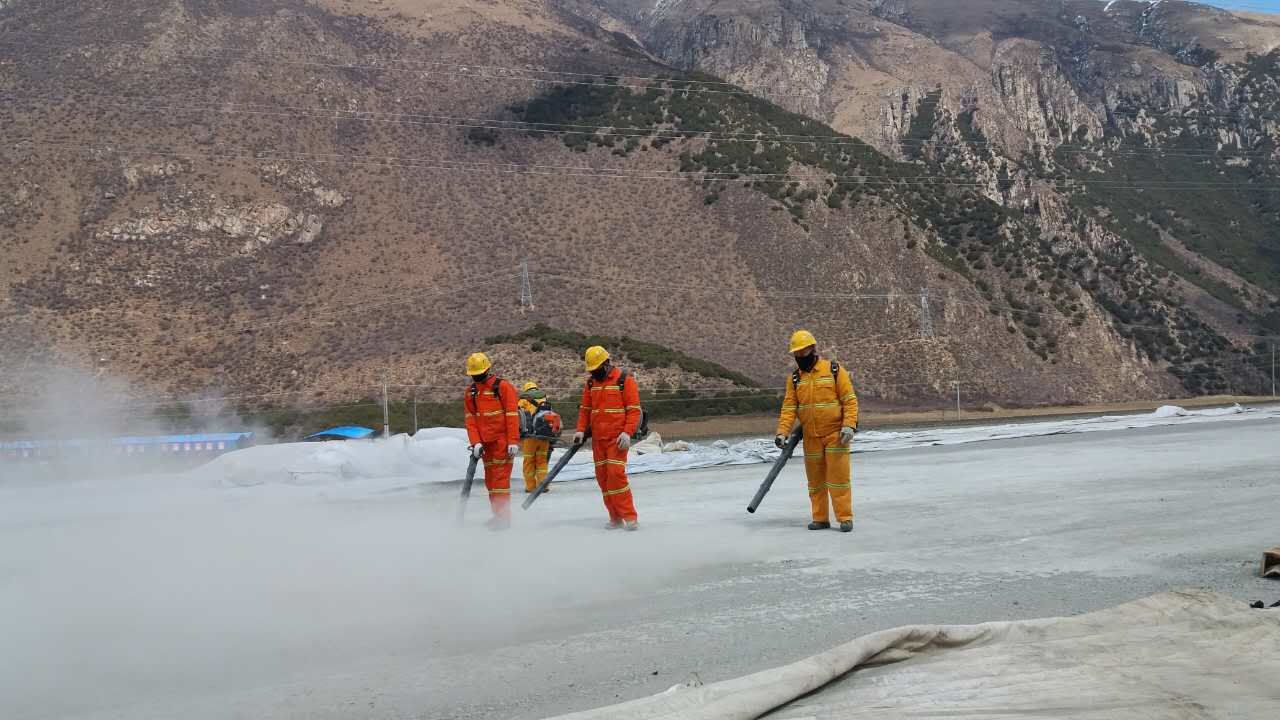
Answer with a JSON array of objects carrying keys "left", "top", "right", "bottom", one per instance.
[
  {"left": 518, "top": 381, "right": 561, "bottom": 493},
  {"left": 573, "top": 346, "right": 642, "bottom": 531},
  {"left": 463, "top": 352, "right": 520, "bottom": 530},
  {"left": 775, "top": 330, "right": 859, "bottom": 533}
]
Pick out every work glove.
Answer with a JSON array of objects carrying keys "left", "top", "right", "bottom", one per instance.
[
  {"left": 617, "top": 433, "right": 631, "bottom": 451},
  {"left": 470, "top": 444, "right": 484, "bottom": 459},
  {"left": 840, "top": 426, "right": 856, "bottom": 445},
  {"left": 774, "top": 434, "right": 787, "bottom": 449},
  {"left": 572, "top": 431, "right": 586, "bottom": 446},
  {"left": 507, "top": 444, "right": 520, "bottom": 458}
]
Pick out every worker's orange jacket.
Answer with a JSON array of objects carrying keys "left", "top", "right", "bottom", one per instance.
[
  {"left": 776, "top": 358, "right": 859, "bottom": 439},
  {"left": 575, "top": 367, "right": 641, "bottom": 440},
  {"left": 464, "top": 376, "right": 520, "bottom": 446}
]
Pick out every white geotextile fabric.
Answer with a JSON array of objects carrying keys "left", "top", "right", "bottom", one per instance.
[
  {"left": 199, "top": 404, "right": 1280, "bottom": 492},
  {"left": 547, "top": 591, "right": 1280, "bottom": 720}
]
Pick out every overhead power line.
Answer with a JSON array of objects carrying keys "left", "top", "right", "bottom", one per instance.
[
  {"left": 4, "top": 31, "right": 1280, "bottom": 119},
  {"left": 0, "top": 36, "right": 827, "bottom": 99},
  {"left": 10, "top": 351, "right": 1272, "bottom": 420},
  {"left": 0, "top": 32, "right": 752, "bottom": 86},
  {"left": 5, "top": 91, "right": 1274, "bottom": 160},
  {"left": 4, "top": 271, "right": 522, "bottom": 369},
  {"left": 534, "top": 271, "right": 1280, "bottom": 338},
  {"left": 8, "top": 136, "right": 1280, "bottom": 191}
]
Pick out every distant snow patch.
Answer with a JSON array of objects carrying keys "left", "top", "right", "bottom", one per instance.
[{"left": 1101, "top": 0, "right": 1166, "bottom": 12}]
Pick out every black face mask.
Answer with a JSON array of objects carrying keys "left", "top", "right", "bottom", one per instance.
[
  {"left": 470, "top": 372, "right": 489, "bottom": 384},
  {"left": 795, "top": 352, "right": 818, "bottom": 372},
  {"left": 590, "top": 365, "right": 610, "bottom": 382}
]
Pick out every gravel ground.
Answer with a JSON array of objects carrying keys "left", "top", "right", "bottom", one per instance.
[{"left": 2, "top": 417, "right": 1277, "bottom": 720}]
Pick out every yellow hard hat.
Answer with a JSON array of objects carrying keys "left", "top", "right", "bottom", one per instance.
[
  {"left": 789, "top": 330, "right": 817, "bottom": 353},
  {"left": 521, "top": 381, "right": 539, "bottom": 392},
  {"left": 465, "top": 352, "right": 492, "bottom": 376},
  {"left": 584, "top": 345, "right": 610, "bottom": 371}
]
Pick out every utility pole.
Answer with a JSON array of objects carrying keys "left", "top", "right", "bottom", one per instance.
[
  {"left": 381, "top": 372, "right": 391, "bottom": 438},
  {"left": 519, "top": 259, "right": 534, "bottom": 312},
  {"left": 1272, "top": 343, "right": 1276, "bottom": 399},
  {"left": 919, "top": 287, "right": 935, "bottom": 339},
  {"left": 412, "top": 389, "right": 419, "bottom": 434},
  {"left": 954, "top": 381, "right": 961, "bottom": 420}
]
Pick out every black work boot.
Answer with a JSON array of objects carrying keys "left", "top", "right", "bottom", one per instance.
[
  {"left": 839, "top": 521, "right": 853, "bottom": 533},
  {"left": 807, "top": 521, "right": 831, "bottom": 530}
]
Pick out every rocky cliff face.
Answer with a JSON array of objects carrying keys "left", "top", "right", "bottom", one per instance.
[
  {"left": 567, "top": 0, "right": 1280, "bottom": 394},
  {"left": 581, "top": 1, "right": 1273, "bottom": 154}
]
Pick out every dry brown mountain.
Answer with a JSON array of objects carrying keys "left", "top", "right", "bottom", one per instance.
[{"left": 1, "top": 0, "right": 1277, "bottom": 417}]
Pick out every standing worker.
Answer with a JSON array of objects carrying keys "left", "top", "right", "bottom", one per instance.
[
  {"left": 463, "top": 352, "right": 521, "bottom": 530},
  {"left": 518, "top": 381, "right": 553, "bottom": 494},
  {"left": 572, "top": 346, "right": 641, "bottom": 531},
  {"left": 775, "top": 330, "right": 859, "bottom": 532}
]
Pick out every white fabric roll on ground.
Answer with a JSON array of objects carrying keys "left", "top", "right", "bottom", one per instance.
[{"left": 546, "top": 590, "right": 1280, "bottom": 720}]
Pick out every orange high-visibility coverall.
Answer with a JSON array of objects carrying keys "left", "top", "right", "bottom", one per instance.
[
  {"left": 518, "top": 396, "right": 551, "bottom": 493},
  {"left": 464, "top": 376, "right": 521, "bottom": 519},
  {"left": 576, "top": 367, "right": 641, "bottom": 523},
  {"left": 776, "top": 358, "right": 859, "bottom": 524}
]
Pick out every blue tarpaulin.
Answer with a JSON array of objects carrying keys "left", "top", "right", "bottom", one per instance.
[{"left": 303, "top": 426, "right": 377, "bottom": 441}]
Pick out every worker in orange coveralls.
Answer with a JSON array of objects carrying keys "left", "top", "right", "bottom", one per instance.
[
  {"left": 572, "top": 346, "right": 642, "bottom": 531},
  {"left": 775, "top": 330, "right": 860, "bottom": 533},
  {"left": 463, "top": 352, "right": 521, "bottom": 530}
]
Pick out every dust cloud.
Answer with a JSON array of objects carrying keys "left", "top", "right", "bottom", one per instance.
[
  {"left": 1, "top": 430, "right": 770, "bottom": 718},
  {"left": 0, "top": 368, "right": 271, "bottom": 483}
]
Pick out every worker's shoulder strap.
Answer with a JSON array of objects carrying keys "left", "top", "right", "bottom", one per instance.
[
  {"left": 589, "top": 368, "right": 628, "bottom": 389},
  {"left": 494, "top": 378, "right": 511, "bottom": 412},
  {"left": 791, "top": 360, "right": 840, "bottom": 389},
  {"left": 469, "top": 377, "right": 507, "bottom": 406}
]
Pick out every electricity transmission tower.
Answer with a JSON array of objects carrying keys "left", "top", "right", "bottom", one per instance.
[
  {"left": 918, "top": 287, "right": 935, "bottom": 339},
  {"left": 519, "top": 260, "right": 534, "bottom": 312}
]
